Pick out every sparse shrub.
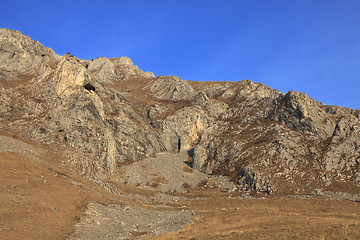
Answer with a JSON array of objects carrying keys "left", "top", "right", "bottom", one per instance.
[
  {"left": 38, "top": 127, "right": 46, "bottom": 134},
  {"left": 197, "top": 179, "right": 208, "bottom": 188},
  {"left": 150, "top": 182, "right": 159, "bottom": 188},
  {"left": 249, "top": 189, "right": 258, "bottom": 197},
  {"left": 182, "top": 182, "right": 191, "bottom": 189},
  {"left": 151, "top": 176, "right": 168, "bottom": 184}
]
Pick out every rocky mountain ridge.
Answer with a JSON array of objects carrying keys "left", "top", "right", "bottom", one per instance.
[{"left": 1, "top": 28, "right": 359, "bottom": 195}]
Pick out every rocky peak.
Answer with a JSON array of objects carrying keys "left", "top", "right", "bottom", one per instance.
[
  {"left": 1, "top": 29, "right": 359, "bottom": 196},
  {"left": 87, "top": 56, "right": 154, "bottom": 83},
  {"left": 0, "top": 28, "right": 60, "bottom": 84},
  {"left": 0, "top": 28, "right": 57, "bottom": 58},
  {"left": 146, "top": 75, "right": 195, "bottom": 101},
  {"left": 236, "top": 80, "right": 282, "bottom": 100},
  {"left": 54, "top": 54, "right": 92, "bottom": 96},
  {"left": 282, "top": 90, "right": 317, "bottom": 119},
  {"left": 109, "top": 56, "right": 154, "bottom": 79},
  {"left": 110, "top": 56, "right": 133, "bottom": 66},
  {"left": 87, "top": 57, "right": 116, "bottom": 83}
]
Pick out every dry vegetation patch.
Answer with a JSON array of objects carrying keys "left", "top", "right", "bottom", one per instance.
[
  {"left": 0, "top": 152, "right": 89, "bottom": 240},
  {"left": 150, "top": 193, "right": 360, "bottom": 240},
  {"left": 1, "top": 132, "right": 359, "bottom": 240}
]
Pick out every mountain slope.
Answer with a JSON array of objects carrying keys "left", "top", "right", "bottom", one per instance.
[{"left": 0, "top": 28, "right": 359, "bottom": 196}]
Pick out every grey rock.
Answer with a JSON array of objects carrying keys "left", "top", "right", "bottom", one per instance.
[
  {"left": 70, "top": 201, "right": 194, "bottom": 239},
  {"left": 87, "top": 56, "right": 154, "bottom": 83},
  {"left": 1, "top": 28, "right": 359, "bottom": 196},
  {"left": 145, "top": 75, "right": 195, "bottom": 101}
]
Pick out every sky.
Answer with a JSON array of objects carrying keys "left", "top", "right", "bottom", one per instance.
[{"left": 1, "top": 0, "right": 360, "bottom": 109}]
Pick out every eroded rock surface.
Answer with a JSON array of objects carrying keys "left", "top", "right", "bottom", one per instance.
[{"left": 1, "top": 28, "right": 359, "bottom": 196}]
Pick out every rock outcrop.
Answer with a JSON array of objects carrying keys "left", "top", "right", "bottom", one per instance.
[
  {"left": 1, "top": 28, "right": 359, "bottom": 195},
  {"left": 146, "top": 75, "right": 195, "bottom": 101},
  {"left": 87, "top": 56, "right": 154, "bottom": 83}
]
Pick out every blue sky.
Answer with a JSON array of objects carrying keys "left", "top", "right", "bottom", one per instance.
[{"left": 1, "top": 0, "right": 360, "bottom": 109}]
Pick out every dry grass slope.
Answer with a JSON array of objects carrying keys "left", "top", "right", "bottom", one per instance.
[{"left": 1, "top": 130, "right": 359, "bottom": 239}]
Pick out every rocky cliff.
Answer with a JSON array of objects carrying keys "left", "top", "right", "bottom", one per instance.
[{"left": 1, "top": 28, "right": 359, "bottom": 195}]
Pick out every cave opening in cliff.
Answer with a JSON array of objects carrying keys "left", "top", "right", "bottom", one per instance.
[
  {"left": 178, "top": 138, "right": 181, "bottom": 152},
  {"left": 84, "top": 83, "right": 96, "bottom": 92}
]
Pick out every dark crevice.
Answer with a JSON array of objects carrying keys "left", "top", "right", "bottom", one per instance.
[
  {"left": 177, "top": 138, "right": 181, "bottom": 152},
  {"left": 84, "top": 83, "right": 96, "bottom": 91}
]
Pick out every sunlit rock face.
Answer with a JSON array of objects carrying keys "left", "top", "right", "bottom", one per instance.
[{"left": 1, "top": 28, "right": 359, "bottom": 195}]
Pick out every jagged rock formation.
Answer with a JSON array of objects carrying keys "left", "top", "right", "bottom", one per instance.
[{"left": 1, "top": 28, "right": 359, "bottom": 195}]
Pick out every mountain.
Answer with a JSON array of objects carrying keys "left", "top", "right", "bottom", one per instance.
[{"left": 1, "top": 27, "right": 359, "bottom": 198}]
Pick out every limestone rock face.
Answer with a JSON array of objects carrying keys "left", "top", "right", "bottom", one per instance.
[
  {"left": 146, "top": 75, "right": 195, "bottom": 101},
  {"left": 194, "top": 91, "right": 228, "bottom": 117},
  {"left": 161, "top": 107, "right": 210, "bottom": 152},
  {"left": 87, "top": 56, "right": 154, "bottom": 83},
  {"left": 236, "top": 80, "right": 282, "bottom": 100},
  {"left": 0, "top": 28, "right": 60, "bottom": 84},
  {"left": 0, "top": 28, "right": 59, "bottom": 70},
  {"left": 54, "top": 55, "right": 92, "bottom": 96},
  {"left": 1, "top": 28, "right": 359, "bottom": 195},
  {"left": 324, "top": 116, "right": 360, "bottom": 175},
  {"left": 270, "top": 91, "right": 335, "bottom": 138},
  {"left": 87, "top": 57, "right": 117, "bottom": 83}
]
